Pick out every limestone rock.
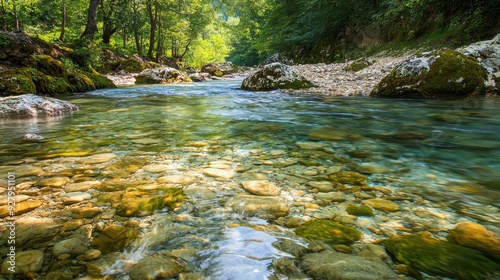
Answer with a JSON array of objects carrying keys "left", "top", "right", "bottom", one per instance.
[
  {"left": 371, "top": 49, "right": 487, "bottom": 98},
  {"left": 130, "top": 253, "right": 185, "bottom": 280},
  {"left": 241, "top": 180, "right": 281, "bottom": 196},
  {"left": 71, "top": 207, "right": 102, "bottom": 219},
  {"left": 0, "top": 94, "right": 78, "bottom": 118},
  {"left": 448, "top": 222, "right": 500, "bottom": 259},
  {"left": 135, "top": 67, "right": 192, "bottom": 84},
  {"left": 307, "top": 181, "right": 335, "bottom": 192},
  {"left": 2, "top": 217, "right": 59, "bottom": 250},
  {"left": 330, "top": 171, "right": 368, "bottom": 185},
  {"left": 0, "top": 250, "right": 44, "bottom": 275},
  {"left": 301, "top": 250, "right": 398, "bottom": 280},
  {"left": 35, "top": 176, "right": 70, "bottom": 187},
  {"left": 53, "top": 237, "right": 89, "bottom": 257},
  {"left": 201, "top": 62, "right": 239, "bottom": 77},
  {"left": 241, "top": 62, "right": 313, "bottom": 91},
  {"left": 63, "top": 192, "right": 91, "bottom": 205},
  {"left": 314, "top": 192, "right": 346, "bottom": 202},
  {"left": 78, "top": 153, "right": 116, "bottom": 164},
  {"left": 0, "top": 200, "right": 43, "bottom": 217},
  {"left": 64, "top": 181, "right": 100, "bottom": 192},
  {"left": 226, "top": 194, "right": 290, "bottom": 219}
]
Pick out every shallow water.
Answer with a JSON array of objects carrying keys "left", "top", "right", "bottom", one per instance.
[{"left": 1, "top": 79, "right": 499, "bottom": 279}]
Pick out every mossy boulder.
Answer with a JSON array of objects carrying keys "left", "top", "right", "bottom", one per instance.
[
  {"left": 201, "top": 61, "right": 239, "bottom": 76},
  {"left": 241, "top": 62, "right": 314, "bottom": 91},
  {"left": 295, "top": 219, "right": 362, "bottom": 245},
  {"left": 84, "top": 72, "right": 116, "bottom": 89},
  {"left": 0, "top": 69, "right": 36, "bottom": 95},
  {"left": 371, "top": 49, "right": 488, "bottom": 98},
  {"left": 344, "top": 58, "right": 375, "bottom": 72},
  {"left": 330, "top": 171, "right": 368, "bottom": 185},
  {"left": 32, "top": 54, "right": 65, "bottom": 76},
  {"left": 119, "top": 58, "right": 144, "bottom": 73},
  {"left": 67, "top": 71, "right": 96, "bottom": 92},
  {"left": 384, "top": 232, "right": 500, "bottom": 279},
  {"left": 346, "top": 204, "right": 374, "bottom": 216},
  {"left": 135, "top": 67, "right": 192, "bottom": 84}
]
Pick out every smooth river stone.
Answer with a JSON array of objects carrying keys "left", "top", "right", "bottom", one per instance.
[
  {"left": 63, "top": 192, "right": 91, "bottom": 205},
  {"left": 78, "top": 153, "right": 116, "bottom": 164},
  {"left": 0, "top": 250, "right": 44, "bottom": 276},
  {"left": 35, "top": 177, "right": 70, "bottom": 187},
  {"left": 130, "top": 254, "right": 185, "bottom": 280},
  {"left": 314, "top": 192, "right": 346, "bottom": 202},
  {"left": 71, "top": 207, "right": 102, "bottom": 219},
  {"left": 307, "top": 181, "right": 335, "bottom": 192},
  {"left": 296, "top": 141, "right": 325, "bottom": 150},
  {"left": 226, "top": 194, "right": 289, "bottom": 219},
  {"left": 241, "top": 180, "right": 281, "bottom": 196},
  {"left": 0, "top": 165, "right": 44, "bottom": 178},
  {"left": 53, "top": 237, "right": 89, "bottom": 257},
  {"left": 3, "top": 217, "right": 59, "bottom": 250},
  {"left": 142, "top": 164, "right": 175, "bottom": 173},
  {"left": 203, "top": 168, "right": 235, "bottom": 179},
  {"left": 64, "top": 181, "right": 101, "bottom": 192},
  {"left": 448, "top": 222, "right": 500, "bottom": 259},
  {"left": 0, "top": 201, "right": 43, "bottom": 217},
  {"left": 363, "top": 198, "right": 399, "bottom": 212},
  {"left": 301, "top": 250, "right": 398, "bottom": 280},
  {"left": 157, "top": 175, "right": 197, "bottom": 185},
  {"left": 0, "top": 194, "right": 30, "bottom": 205}
]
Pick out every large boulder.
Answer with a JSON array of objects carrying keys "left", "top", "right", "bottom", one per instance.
[
  {"left": 371, "top": 49, "right": 487, "bottom": 98},
  {"left": 0, "top": 31, "right": 54, "bottom": 66},
  {"left": 135, "top": 67, "right": 192, "bottom": 84},
  {"left": 458, "top": 33, "right": 500, "bottom": 92},
  {"left": 0, "top": 94, "right": 78, "bottom": 118},
  {"left": 201, "top": 62, "right": 239, "bottom": 77},
  {"left": 241, "top": 62, "right": 314, "bottom": 91}
]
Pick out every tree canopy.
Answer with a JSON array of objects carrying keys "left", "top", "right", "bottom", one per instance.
[{"left": 0, "top": 0, "right": 498, "bottom": 67}]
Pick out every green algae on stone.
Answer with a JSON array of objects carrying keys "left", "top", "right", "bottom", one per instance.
[
  {"left": 384, "top": 232, "right": 500, "bottom": 279},
  {"left": 295, "top": 219, "right": 362, "bottom": 245},
  {"left": 344, "top": 58, "right": 375, "bottom": 72},
  {"left": 31, "top": 54, "right": 66, "bottom": 76},
  {"left": 0, "top": 69, "right": 36, "bottom": 95},
  {"left": 90, "top": 225, "right": 139, "bottom": 254},
  {"left": 346, "top": 204, "right": 374, "bottom": 216},
  {"left": 115, "top": 188, "right": 184, "bottom": 217},
  {"left": 85, "top": 71, "right": 116, "bottom": 89},
  {"left": 67, "top": 71, "right": 96, "bottom": 92},
  {"left": 330, "top": 171, "right": 368, "bottom": 185},
  {"left": 372, "top": 49, "right": 488, "bottom": 98}
]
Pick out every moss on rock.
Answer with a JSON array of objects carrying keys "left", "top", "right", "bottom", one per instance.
[
  {"left": 295, "top": 219, "right": 362, "bottom": 245},
  {"left": 242, "top": 62, "right": 314, "bottom": 91},
  {"left": 345, "top": 58, "right": 375, "bottom": 72},
  {"left": 385, "top": 232, "right": 500, "bottom": 279},
  {"left": 346, "top": 204, "right": 374, "bottom": 216},
  {"left": 120, "top": 58, "right": 144, "bottom": 73},
  {"left": 0, "top": 69, "right": 36, "bottom": 95},
  {"left": 67, "top": 71, "right": 96, "bottom": 92},
  {"left": 372, "top": 49, "right": 488, "bottom": 98},
  {"left": 85, "top": 72, "right": 116, "bottom": 89},
  {"left": 32, "top": 54, "right": 65, "bottom": 76}
]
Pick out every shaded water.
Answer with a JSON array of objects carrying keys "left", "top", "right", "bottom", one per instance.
[{"left": 1, "top": 79, "right": 499, "bottom": 279}]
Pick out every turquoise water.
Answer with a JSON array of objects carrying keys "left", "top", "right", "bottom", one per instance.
[{"left": 1, "top": 79, "right": 499, "bottom": 278}]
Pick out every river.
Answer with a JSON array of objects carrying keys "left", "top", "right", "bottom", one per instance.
[{"left": 0, "top": 79, "right": 499, "bottom": 279}]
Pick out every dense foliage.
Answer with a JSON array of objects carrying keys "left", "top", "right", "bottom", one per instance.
[{"left": 0, "top": 0, "right": 498, "bottom": 67}]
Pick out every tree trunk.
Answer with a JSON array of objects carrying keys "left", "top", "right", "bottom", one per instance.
[
  {"left": 101, "top": 0, "right": 117, "bottom": 44},
  {"left": 146, "top": 0, "right": 158, "bottom": 59},
  {"left": 135, "top": 33, "right": 142, "bottom": 56},
  {"left": 59, "top": 0, "right": 66, "bottom": 42},
  {"left": 13, "top": 0, "right": 19, "bottom": 31},
  {"left": 81, "top": 0, "right": 100, "bottom": 41},
  {"left": 0, "top": 0, "right": 7, "bottom": 31},
  {"left": 132, "top": 0, "right": 142, "bottom": 55}
]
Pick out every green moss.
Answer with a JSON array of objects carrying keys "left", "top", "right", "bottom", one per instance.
[
  {"left": 0, "top": 33, "right": 10, "bottom": 47},
  {"left": 330, "top": 171, "right": 368, "bottom": 185},
  {"left": 85, "top": 72, "right": 116, "bottom": 89},
  {"left": 0, "top": 69, "right": 36, "bottom": 96},
  {"left": 32, "top": 54, "right": 65, "bottom": 76},
  {"left": 372, "top": 49, "right": 487, "bottom": 98},
  {"left": 18, "top": 68, "right": 73, "bottom": 96},
  {"left": 346, "top": 204, "right": 374, "bottom": 216},
  {"left": 385, "top": 233, "right": 500, "bottom": 279},
  {"left": 120, "top": 58, "right": 144, "bottom": 73},
  {"left": 295, "top": 219, "right": 362, "bottom": 245},
  {"left": 67, "top": 71, "right": 96, "bottom": 92},
  {"left": 345, "top": 58, "right": 375, "bottom": 72}
]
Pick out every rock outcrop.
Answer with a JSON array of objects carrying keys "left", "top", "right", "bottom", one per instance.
[
  {"left": 0, "top": 94, "right": 79, "bottom": 118},
  {"left": 201, "top": 62, "right": 239, "bottom": 77},
  {"left": 241, "top": 62, "right": 314, "bottom": 91},
  {"left": 371, "top": 49, "right": 487, "bottom": 98},
  {"left": 135, "top": 67, "right": 192, "bottom": 84}
]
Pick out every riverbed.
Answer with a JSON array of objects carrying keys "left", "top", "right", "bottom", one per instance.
[{"left": 0, "top": 79, "right": 499, "bottom": 279}]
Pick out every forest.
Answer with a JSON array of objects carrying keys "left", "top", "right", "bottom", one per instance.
[{"left": 0, "top": 0, "right": 499, "bottom": 67}]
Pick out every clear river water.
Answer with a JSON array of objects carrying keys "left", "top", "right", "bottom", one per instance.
[{"left": 0, "top": 79, "right": 499, "bottom": 279}]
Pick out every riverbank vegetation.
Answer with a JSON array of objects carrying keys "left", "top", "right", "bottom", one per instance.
[{"left": 0, "top": 0, "right": 498, "bottom": 68}]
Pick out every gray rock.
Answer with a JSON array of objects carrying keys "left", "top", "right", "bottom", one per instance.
[
  {"left": 0, "top": 94, "right": 78, "bottom": 118},
  {"left": 241, "top": 62, "right": 314, "bottom": 91},
  {"left": 301, "top": 250, "right": 399, "bottom": 280},
  {"left": 241, "top": 180, "right": 281, "bottom": 196},
  {"left": 22, "top": 133, "right": 44, "bottom": 141},
  {"left": 135, "top": 67, "right": 192, "bottom": 84}
]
